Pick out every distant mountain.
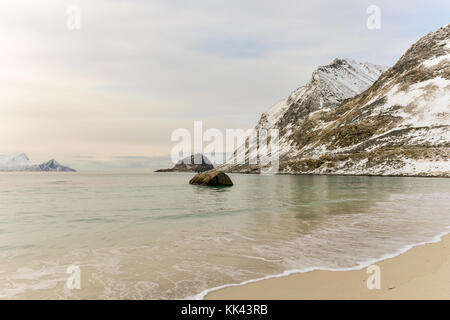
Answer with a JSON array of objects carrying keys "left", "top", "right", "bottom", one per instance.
[
  {"left": 0, "top": 153, "right": 32, "bottom": 169},
  {"left": 0, "top": 154, "right": 76, "bottom": 172},
  {"left": 221, "top": 24, "right": 449, "bottom": 177},
  {"left": 26, "top": 159, "right": 76, "bottom": 172},
  {"left": 155, "top": 154, "right": 214, "bottom": 172}
]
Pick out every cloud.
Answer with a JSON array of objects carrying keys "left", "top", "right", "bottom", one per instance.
[
  {"left": 198, "top": 36, "right": 274, "bottom": 59},
  {"left": 0, "top": 0, "right": 448, "bottom": 169}
]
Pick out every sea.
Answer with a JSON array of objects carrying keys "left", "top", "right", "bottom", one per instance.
[{"left": 0, "top": 172, "right": 449, "bottom": 299}]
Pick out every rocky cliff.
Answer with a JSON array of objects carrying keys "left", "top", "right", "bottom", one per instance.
[{"left": 222, "top": 25, "right": 449, "bottom": 177}]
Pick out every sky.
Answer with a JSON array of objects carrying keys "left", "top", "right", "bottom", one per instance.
[{"left": 0, "top": 0, "right": 449, "bottom": 170}]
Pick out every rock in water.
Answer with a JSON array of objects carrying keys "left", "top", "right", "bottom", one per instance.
[
  {"left": 189, "top": 170, "right": 233, "bottom": 186},
  {"left": 156, "top": 153, "right": 214, "bottom": 172}
]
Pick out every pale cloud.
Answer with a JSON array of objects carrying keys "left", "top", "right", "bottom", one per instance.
[{"left": 0, "top": 0, "right": 448, "bottom": 169}]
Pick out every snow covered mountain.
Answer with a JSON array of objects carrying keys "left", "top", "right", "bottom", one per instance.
[
  {"left": 221, "top": 58, "right": 387, "bottom": 172},
  {"left": 0, "top": 153, "right": 32, "bottom": 169},
  {"left": 0, "top": 154, "right": 76, "bottom": 172},
  {"left": 221, "top": 24, "right": 449, "bottom": 176},
  {"left": 27, "top": 159, "right": 76, "bottom": 172},
  {"left": 256, "top": 58, "right": 387, "bottom": 132}
]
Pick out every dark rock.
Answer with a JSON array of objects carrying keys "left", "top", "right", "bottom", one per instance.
[{"left": 189, "top": 170, "right": 233, "bottom": 186}]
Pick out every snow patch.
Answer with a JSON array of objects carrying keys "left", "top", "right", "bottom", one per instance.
[{"left": 422, "top": 54, "right": 450, "bottom": 67}]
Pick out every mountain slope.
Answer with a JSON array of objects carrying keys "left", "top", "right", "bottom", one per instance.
[
  {"left": 222, "top": 24, "right": 449, "bottom": 176},
  {"left": 280, "top": 24, "right": 450, "bottom": 176},
  {"left": 221, "top": 58, "right": 388, "bottom": 172}
]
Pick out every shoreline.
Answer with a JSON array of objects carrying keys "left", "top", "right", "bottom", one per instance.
[
  {"left": 224, "top": 171, "right": 450, "bottom": 178},
  {"left": 203, "top": 231, "right": 450, "bottom": 300}
]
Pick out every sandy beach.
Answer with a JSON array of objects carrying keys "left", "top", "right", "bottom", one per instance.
[{"left": 206, "top": 233, "right": 450, "bottom": 300}]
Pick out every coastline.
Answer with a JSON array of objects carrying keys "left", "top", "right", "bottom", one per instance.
[
  {"left": 204, "top": 232, "right": 450, "bottom": 300},
  {"left": 224, "top": 171, "right": 450, "bottom": 178}
]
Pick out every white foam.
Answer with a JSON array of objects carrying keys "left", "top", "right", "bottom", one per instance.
[{"left": 189, "top": 229, "right": 450, "bottom": 300}]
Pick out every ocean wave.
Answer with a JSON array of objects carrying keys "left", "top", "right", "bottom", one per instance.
[{"left": 190, "top": 228, "right": 450, "bottom": 300}]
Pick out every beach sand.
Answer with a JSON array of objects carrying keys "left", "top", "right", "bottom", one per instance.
[{"left": 206, "top": 234, "right": 450, "bottom": 300}]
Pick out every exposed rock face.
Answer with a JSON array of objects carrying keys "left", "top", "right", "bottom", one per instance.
[
  {"left": 0, "top": 154, "right": 76, "bottom": 172},
  {"left": 27, "top": 159, "right": 76, "bottom": 172},
  {"left": 221, "top": 58, "right": 387, "bottom": 173},
  {"left": 189, "top": 170, "right": 233, "bottom": 186},
  {"left": 221, "top": 24, "right": 450, "bottom": 177},
  {"left": 156, "top": 154, "right": 214, "bottom": 172}
]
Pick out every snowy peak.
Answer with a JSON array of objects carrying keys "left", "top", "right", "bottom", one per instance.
[
  {"left": 255, "top": 58, "right": 388, "bottom": 132},
  {"left": 12, "top": 153, "right": 30, "bottom": 162},
  {"left": 282, "top": 24, "right": 450, "bottom": 176},
  {"left": 0, "top": 153, "right": 32, "bottom": 169},
  {"left": 313, "top": 58, "right": 387, "bottom": 107},
  {"left": 260, "top": 58, "right": 388, "bottom": 148},
  {"left": 222, "top": 24, "right": 449, "bottom": 177},
  {"left": 0, "top": 154, "right": 76, "bottom": 172},
  {"left": 332, "top": 24, "right": 449, "bottom": 134},
  {"left": 222, "top": 58, "right": 387, "bottom": 172},
  {"left": 396, "top": 24, "right": 449, "bottom": 76},
  {"left": 32, "top": 159, "right": 76, "bottom": 172}
]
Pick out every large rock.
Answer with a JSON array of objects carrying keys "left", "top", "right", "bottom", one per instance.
[{"left": 189, "top": 170, "right": 233, "bottom": 186}]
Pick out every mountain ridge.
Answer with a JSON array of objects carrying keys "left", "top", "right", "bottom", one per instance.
[
  {"left": 221, "top": 24, "right": 449, "bottom": 176},
  {"left": 0, "top": 154, "right": 76, "bottom": 172},
  {"left": 220, "top": 57, "right": 388, "bottom": 172}
]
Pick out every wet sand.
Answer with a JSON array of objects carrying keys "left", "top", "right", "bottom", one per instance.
[{"left": 206, "top": 234, "right": 450, "bottom": 299}]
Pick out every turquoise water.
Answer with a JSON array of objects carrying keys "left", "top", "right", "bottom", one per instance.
[{"left": 0, "top": 172, "right": 449, "bottom": 299}]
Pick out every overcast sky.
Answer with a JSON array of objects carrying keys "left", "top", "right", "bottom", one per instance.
[{"left": 0, "top": 0, "right": 448, "bottom": 170}]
